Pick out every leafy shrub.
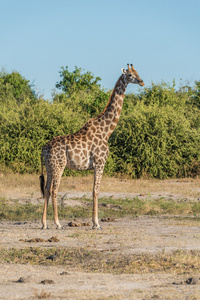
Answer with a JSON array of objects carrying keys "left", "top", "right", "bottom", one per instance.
[
  {"left": 0, "top": 69, "right": 199, "bottom": 178},
  {"left": 0, "top": 70, "right": 36, "bottom": 104},
  {"left": 55, "top": 66, "right": 101, "bottom": 96},
  {"left": 109, "top": 83, "right": 200, "bottom": 178}
]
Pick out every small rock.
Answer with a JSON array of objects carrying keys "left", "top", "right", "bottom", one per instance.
[
  {"left": 16, "top": 277, "right": 26, "bottom": 283},
  {"left": 46, "top": 254, "right": 57, "bottom": 261},
  {"left": 101, "top": 217, "right": 115, "bottom": 222},
  {"left": 81, "top": 222, "right": 90, "bottom": 226},
  {"left": 20, "top": 238, "right": 46, "bottom": 243},
  {"left": 60, "top": 271, "right": 70, "bottom": 275},
  {"left": 31, "top": 238, "right": 46, "bottom": 242},
  {"left": 185, "top": 277, "right": 200, "bottom": 285},
  {"left": 172, "top": 281, "right": 183, "bottom": 285},
  {"left": 15, "top": 276, "right": 32, "bottom": 283},
  {"left": 68, "top": 221, "right": 81, "bottom": 227},
  {"left": 48, "top": 236, "right": 59, "bottom": 242},
  {"left": 40, "top": 279, "right": 54, "bottom": 284},
  {"left": 101, "top": 203, "right": 111, "bottom": 208}
]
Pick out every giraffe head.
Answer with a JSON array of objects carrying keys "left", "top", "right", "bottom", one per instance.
[{"left": 121, "top": 64, "right": 145, "bottom": 86}]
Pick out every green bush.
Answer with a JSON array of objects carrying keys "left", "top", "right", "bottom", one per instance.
[
  {"left": 0, "top": 98, "right": 90, "bottom": 173},
  {"left": 55, "top": 66, "right": 101, "bottom": 96},
  {"left": 0, "top": 69, "right": 199, "bottom": 178},
  {"left": 0, "top": 70, "right": 36, "bottom": 104},
  {"left": 109, "top": 83, "right": 200, "bottom": 178}
]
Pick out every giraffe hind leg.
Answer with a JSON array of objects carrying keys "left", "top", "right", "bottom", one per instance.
[{"left": 41, "top": 174, "right": 52, "bottom": 229}]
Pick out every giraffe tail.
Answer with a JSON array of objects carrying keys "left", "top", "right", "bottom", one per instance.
[{"left": 39, "top": 151, "right": 45, "bottom": 198}]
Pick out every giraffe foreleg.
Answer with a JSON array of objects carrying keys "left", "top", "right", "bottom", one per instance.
[
  {"left": 92, "top": 164, "right": 104, "bottom": 230},
  {"left": 51, "top": 170, "right": 64, "bottom": 229},
  {"left": 52, "top": 186, "right": 62, "bottom": 229}
]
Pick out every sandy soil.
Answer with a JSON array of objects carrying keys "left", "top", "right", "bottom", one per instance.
[
  {"left": 0, "top": 177, "right": 200, "bottom": 299},
  {"left": 1, "top": 216, "right": 200, "bottom": 300}
]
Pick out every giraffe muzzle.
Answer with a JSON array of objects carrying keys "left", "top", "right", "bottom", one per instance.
[{"left": 139, "top": 81, "right": 145, "bottom": 86}]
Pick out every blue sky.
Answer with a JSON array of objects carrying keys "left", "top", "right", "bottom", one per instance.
[{"left": 1, "top": 0, "right": 200, "bottom": 99}]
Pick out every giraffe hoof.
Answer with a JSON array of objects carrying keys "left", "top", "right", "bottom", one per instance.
[
  {"left": 56, "top": 225, "right": 62, "bottom": 230},
  {"left": 92, "top": 225, "right": 102, "bottom": 230},
  {"left": 41, "top": 226, "right": 49, "bottom": 230}
]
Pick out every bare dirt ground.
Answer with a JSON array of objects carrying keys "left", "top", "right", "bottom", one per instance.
[{"left": 0, "top": 174, "right": 200, "bottom": 299}]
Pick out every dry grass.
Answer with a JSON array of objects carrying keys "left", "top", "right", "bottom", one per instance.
[
  {"left": 1, "top": 247, "right": 200, "bottom": 275},
  {"left": 33, "top": 289, "right": 51, "bottom": 299},
  {"left": 1, "top": 173, "right": 200, "bottom": 299},
  {"left": 1, "top": 195, "right": 200, "bottom": 221},
  {"left": 0, "top": 172, "right": 200, "bottom": 200}
]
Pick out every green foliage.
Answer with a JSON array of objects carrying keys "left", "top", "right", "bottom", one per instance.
[
  {"left": 0, "top": 98, "right": 88, "bottom": 173},
  {"left": 191, "top": 80, "right": 200, "bottom": 109},
  {"left": 53, "top": 86, "right": 109, "bottom": 116},
  {"left": 109, "top": 83, "right": 200, "bottom": 178},
  {"left": 55, "top": 66, "right": 101, "bottom": 96},
  {"left": 0, "top": 68, "right": 200, "bottom": 178},
  {"left": 0, "top": 70, "right": 36, "bottom": 104}
]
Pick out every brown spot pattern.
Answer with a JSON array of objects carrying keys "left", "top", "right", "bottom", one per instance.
[{"left": 41, "top": 65, "right": 144, "bottom": 229}]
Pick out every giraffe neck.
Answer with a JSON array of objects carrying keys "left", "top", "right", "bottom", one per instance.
[{"left": 96, "top": 74, "right": 128, "bottom": 139}]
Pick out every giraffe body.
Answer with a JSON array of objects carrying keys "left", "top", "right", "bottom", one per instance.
[{"left": 40, "top": 64, "right": 144, "bottom": 229}]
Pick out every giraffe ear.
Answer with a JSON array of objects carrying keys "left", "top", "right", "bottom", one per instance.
[{"left": 121, "top": 68, "right": 126, "bottom": 74}]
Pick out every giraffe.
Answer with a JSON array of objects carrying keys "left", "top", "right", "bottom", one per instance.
[{"left": 40, "top": 64, "right": 144, "bottom": 229}]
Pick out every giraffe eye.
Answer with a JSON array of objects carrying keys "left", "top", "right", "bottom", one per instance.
[{"left": 128, "top": 74, "right": 132, "bottom": 77}]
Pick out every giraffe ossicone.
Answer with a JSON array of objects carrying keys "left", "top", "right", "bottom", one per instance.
[{"left": 40, "top": 64, "right": 144, "bottom": 229}]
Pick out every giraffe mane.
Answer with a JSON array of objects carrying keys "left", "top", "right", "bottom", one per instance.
[{"left": 90, "top": 75, "right": 123, "bottom": 121}]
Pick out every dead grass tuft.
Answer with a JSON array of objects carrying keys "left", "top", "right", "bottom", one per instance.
[
  {"left": 1, "top": 247, "right": 200, "bottom": 275},
  {"left": 33, "top": 288, "right": 51, "bottom": 299},
  {"left": 1, "top": 195, "right": 200, "bottom": 222},
  {"left": 0, "top": 173, "right": 200, "bottom": 199}
]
